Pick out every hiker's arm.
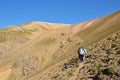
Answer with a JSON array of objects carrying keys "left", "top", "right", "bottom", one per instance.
[{"left": 85, "top": 49, "right": 87, "bottom": 54}]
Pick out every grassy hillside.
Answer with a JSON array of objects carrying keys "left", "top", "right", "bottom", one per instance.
[
  {"left": 27, "top": 30, "right": 120, "bottom": 80},
  {"left": 28, "top": 24, "right": 120, "bottom": 80},
  {"left": 78, "top": 10, "right": 120, "bottom": 46},
  {"left": 0, "top": 10, "right": 120, "bottom": 80}
]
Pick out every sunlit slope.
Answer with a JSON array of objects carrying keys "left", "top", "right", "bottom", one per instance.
[
  {"left": 0, "top": 22, "right": 72, "bottom": 80},
  {"left": 77, "top": 10, "right": 120, "bottom": 46},
  {"left": 6, "top": 26, "right": 82, "bottom": 80},
  {"left": 28, "top": 11, "right": 120, "bottom": 80},
  {"left": 0, "top": 22, "right": 71, "bottom": 67},
  {"left": 26, "top": 10, "right": 120, "bottom": 80},
  {"left": 0, "top": 10, "right": 120, "bottom": 80}
]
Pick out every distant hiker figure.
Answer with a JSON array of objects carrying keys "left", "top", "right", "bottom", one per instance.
[{"left": 78, "top": 47, "right": 87, "bottom": 62}]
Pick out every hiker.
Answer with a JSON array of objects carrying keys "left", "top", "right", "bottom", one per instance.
[{"left": 78, "top": 47, "right": 87, "bottom": 61}]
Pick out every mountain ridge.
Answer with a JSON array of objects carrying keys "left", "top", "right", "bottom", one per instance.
[{"left": 0, "top": 10, "right": 120, "bottom": 80}]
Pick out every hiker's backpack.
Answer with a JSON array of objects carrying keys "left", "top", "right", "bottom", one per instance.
[{"left": 79, "top": 48, "right": 87, "bottom": 55}]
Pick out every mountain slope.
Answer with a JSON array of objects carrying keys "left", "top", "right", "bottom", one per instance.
[
  {"left": 0, "top": 10, "right": 120, "bottom": 80},
  {"left": 78, "top": 10, "right": 120, "bottom": 46}
]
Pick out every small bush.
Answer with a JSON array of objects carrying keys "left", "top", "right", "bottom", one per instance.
[
  {"left": 101, "top": 67, "right": 114, "bottom": 75},
  {"left": 61, "top": 33, "right": 65, "bottom": 36},
  {"left": 86, "top": 54, "right": 92, "bottom": 58},
  {"left": 117, "top": 50, "right": 120, "bottom": 54},
  {"left": 118, "top": 59, "right": 120, "bottom": 65},
  {"left": 102, "top": 58, "right": 112, "bottom": 63},
  {"left": 51, "top": 74, "right": 60, "bottom": 80},
  {"left": 111, "top": 43, "right": 117, "bottom": 48},
  {"left": 67, "top": 71, "right": 73, "bottom": 77}
]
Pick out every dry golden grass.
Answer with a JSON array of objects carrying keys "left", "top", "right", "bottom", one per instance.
[{"left": 0, "top": 10, "right": 120, "bottom": 80}]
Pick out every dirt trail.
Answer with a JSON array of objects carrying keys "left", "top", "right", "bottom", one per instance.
[
  {"left": 0, "top": 66, "right": 11, "bottom": 80},
  {"left": 69, "top": 62, "right": 84, "bottom": 80}
]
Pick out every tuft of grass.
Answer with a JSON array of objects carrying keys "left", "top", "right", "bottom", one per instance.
[
  {"left": 29, "top": 28, "right": 39, "bottom": 32},
  {"left": 100, "top": 67, "right": 114, "bottom": 75},
  {"left": 39, "top": 25, "right": 48, "bottom": 30},
  {"left": 0, "top": 37, "right": 7, "bottom": 43},
  {"left": 39, "top": 38, "right": 56, "bottom": 45}
]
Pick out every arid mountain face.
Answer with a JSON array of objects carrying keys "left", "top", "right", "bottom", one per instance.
[{"left": 0, "top": 10, "right": 120, "bottom": 80}]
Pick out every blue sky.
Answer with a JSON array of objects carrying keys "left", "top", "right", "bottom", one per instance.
[{"left": 0, "top": 0, "right": 120, "bottom": 28}]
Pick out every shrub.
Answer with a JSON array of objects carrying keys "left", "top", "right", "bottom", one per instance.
[
  {"left": 86, "top": 54, "right": 92, "bottom": 58},
  {"left": 67, "top": 71, "right": 73, "bottom": 77},
  {"left": 12, "top": 56, "right": 39, "bottom": 77},
  {"left": 101, "top": 67, "right": 114, "bottom": 75},
  {"left": 118, "top": 59, "right": 120, "bottom": 65},
  {"left": 117, "top": 50, "right": 120, "bottom": 54},
  {"left": 51, "top": 74, "right": 60, "bottom": 80},
  {"left": 111, "top": 43, "right": 117, "bottom": 48}
]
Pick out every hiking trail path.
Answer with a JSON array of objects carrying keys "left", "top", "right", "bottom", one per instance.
[{"left": 69, "top": 62, "right": 84, "bottom": 80}]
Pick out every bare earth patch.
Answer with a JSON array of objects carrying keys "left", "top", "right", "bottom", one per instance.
[{"left": 0, "top": 66, "right": 11, "bottom": 80}]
